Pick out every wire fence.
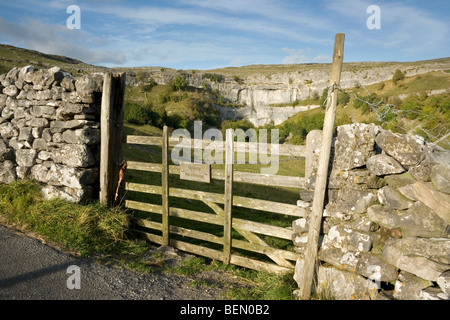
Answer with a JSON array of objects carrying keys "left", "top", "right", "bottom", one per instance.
[{"left": 323, "top": 84, "right": 450, "bottom": 150}]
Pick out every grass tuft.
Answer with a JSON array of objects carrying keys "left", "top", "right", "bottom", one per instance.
[{"left": 0, "top": 180, "right": 135, "bottom": 257}]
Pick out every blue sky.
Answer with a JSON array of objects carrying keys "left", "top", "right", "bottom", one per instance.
[{"left": 0, "top": 0, "right": 449, "bottom": 70}]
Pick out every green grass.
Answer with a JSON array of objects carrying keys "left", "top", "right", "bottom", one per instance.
[{"left": 0, "top": 180, "right": 146, "bottom": 257}]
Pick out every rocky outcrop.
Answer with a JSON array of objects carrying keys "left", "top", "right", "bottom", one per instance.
[
  {"left": 293, "top": 123, "right": 450, "bottom": 300},
  {"left": 0, "top": 66, "right": 102, "bottom": 203},
  {"left": 121, "top": 59, "right": 450, "bottom": 126}
]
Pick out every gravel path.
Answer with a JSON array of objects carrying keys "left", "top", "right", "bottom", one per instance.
[{"left": 0, "top": 224, "right": 239, "bottom": 300}]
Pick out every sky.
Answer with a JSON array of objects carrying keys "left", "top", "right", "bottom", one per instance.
[{"left": 0, "top": 0, "right": 449, "bottom": 70}]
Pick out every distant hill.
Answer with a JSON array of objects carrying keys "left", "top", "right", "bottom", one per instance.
[{"left": 0, "top": 44, "right": 107, "bottom": 76}]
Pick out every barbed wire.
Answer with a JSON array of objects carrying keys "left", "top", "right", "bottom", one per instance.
[{"left": 325, "top": 84, "right": 450, "bottom": 149}]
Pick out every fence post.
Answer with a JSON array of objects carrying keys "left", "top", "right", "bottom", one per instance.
[
  {"left": 223, "top": 128, "right": 234, "bottom": 265},
  {"left": 298, "top": 33, "right": 345, "bottom": 300},
  {"left": 99, "top": 72, "right": 126, "bottom": 207},
  {"left": 161, "top": 126, "right": 170, "bottom": 246}
]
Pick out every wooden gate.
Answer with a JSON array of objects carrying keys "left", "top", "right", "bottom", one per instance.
[{"left": 123, "top": 127, "right": 307, "bottom": 273}]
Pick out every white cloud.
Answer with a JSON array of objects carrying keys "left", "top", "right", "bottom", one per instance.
[
  {"left": 282, "top": 47, "right": 330, "bottom": 64},
  {"left": 229, "top": 58, "right": 244, "bottom": 67},
  {"left": 0, "top": 16, "right": 126, "bottom": 65}
]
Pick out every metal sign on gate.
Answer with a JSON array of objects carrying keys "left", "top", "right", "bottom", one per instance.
[{"left": 180, "top": 162, "right": 211, "bottom": 183}]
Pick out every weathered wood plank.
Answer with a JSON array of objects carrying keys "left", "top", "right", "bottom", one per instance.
[
  {"left": 125, "top": 135, "right": 161, "bottom": 146},
  {"left": 125, "top": 200, "right": 162, "bottom": 214},
  {"left": 232, "top": 218, "right": 293, "bottom": 240},
  {"left": 127, "top": 161, "right": 162, "bottom": 172},
  {"left": 134, "top": 218, "right": 161, "bottom": 231},
  {"left": 125, "top": 182, "right": 162, "bottom": 195},
  {"left": 170, "top": 225, "right": 223, "bottom": 245},
  {"left": 169, "top": 207, "right": 223, "bottom": 225},
  {"left": 170, "top": 239, "right": 223, "bottom": 261},
  {"left": 229, "top": 254, "right": 292, "bottom": 274},
  {"left": 232, "top": 239, "right": 299, "bottom": 262},
  {"left": 169, "top": 187, "right": 225, "bottom": 204},
  {"left": 232, "top": 196, "right": 306, "bottom": 217},
  {"left": 236, "top": 229, "right": 293, "bottom": 268}
]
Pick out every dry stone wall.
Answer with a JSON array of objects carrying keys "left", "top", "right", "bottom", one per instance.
[
  {"left": 294, "top": 123, "right": 450, "bottom": 300},
  {"left": 0, "top": 66, "right": 104, "bottom": 203}
]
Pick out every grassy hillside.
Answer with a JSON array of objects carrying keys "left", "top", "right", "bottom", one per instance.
[
  {"left": 276, "top": 70, "right": 450, "bottom": 148},
  {"left": 0, "top": 44, "right": 106, "bottom": 75}
]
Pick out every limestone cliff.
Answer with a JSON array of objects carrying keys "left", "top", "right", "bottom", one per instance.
[{"left": 118, "top": 58, "right": 450, "bottom": 126}]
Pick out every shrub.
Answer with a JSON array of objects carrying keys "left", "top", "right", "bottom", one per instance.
[
  {"left": 171, "top": 75, "right": 187, "bottom": 91},
  {"left": 392, "top": 69, "right": 405, "bottom": 85},
  {"left": 124, "top": 102, "right": 151, "bottom": 125}
]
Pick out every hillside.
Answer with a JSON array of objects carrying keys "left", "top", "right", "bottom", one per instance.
[{"left": 0, "top": 44, "right": 107, "bottom": 76}]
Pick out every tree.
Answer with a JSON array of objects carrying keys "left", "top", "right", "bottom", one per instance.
[
  {"left": 171, "top": 76, "right": 187, "bottom": 91},
  {"left": 392, "top": 69, "right": 405, "bottom": 86}
]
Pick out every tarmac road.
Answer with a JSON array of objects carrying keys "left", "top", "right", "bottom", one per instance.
[{"left": 0, "top": 224, "right": 225, "bottom": 300}]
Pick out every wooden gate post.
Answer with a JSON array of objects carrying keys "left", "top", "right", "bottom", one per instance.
[
  {"left": 100, "top": 72, "right": 126, "bottom": 207},
  {"left": 223, "top": 128, "right": 234, "bottom": 265},
  {"left": 298, "top": 33, "right": 345, "bottom": 300},
  {"left": 161, "top": 126, "right": 170, "bottom": 246}
]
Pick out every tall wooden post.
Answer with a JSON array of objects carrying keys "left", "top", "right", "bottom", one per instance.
[
  {"left": 298, "top": 33, "right": 345, "bottom": 300},
  {"left": 100, "top": 72, "right": 126, "bottom": 207},
  {"left": 223, "top": 128, "right": 234, "bottom": 265},
  {"left": 161, "top": 126, "right": 170, "bottom": 246}
]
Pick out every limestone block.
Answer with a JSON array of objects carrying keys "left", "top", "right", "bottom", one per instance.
[
  {"left": 28, "top": 118, "right": 49, "bottom": 128},
  {"left": 35, "top": 89, "right": 52, "bottom": 100},
  {"left": 62, "top": 128, "right": 100, "bottom": 145},
  {"left": 15, "top": 149, "right": 37, "bottom": 167},
  {"left": 32, "top": 138, "right": 47, "bottom": 152},
  {"left": 3, "top": 85, "right": 19, "bottom": 98},
  {"left": 329, "top": 168, "right": 382, "bottom": 190},
  {"left": 75, "top": 74, "right": 103, "bottom": 94},
  {"left": 437, "top": 270, "right": 450, "bottom": 296},
  {"left": 315, "top": 265, "right": 381, "bottom": 300},
  {"left": 375, "top": 130, "right": 425, "bottom": 167},
  {"left": 413, "top": 181, "right": 450, "bottom": 225},
  {"left": 322, "top": 225, "right": 374, "bottom": 252},
  {"left": 366, "top": 154, "right": 405, "bottom": 176},
  {"left": 0, "top": 160, "right": 17, "bottom": 183},
  {"left": 399, "top": 202, "right": 449, "bottom": 238},
  {"left": 318, "top": 246, "right": 398, "bottom": 282},
  {"left": 46, "top": 164, "right": 98, "bottom": 188},
  {"left": 382, "top": 237, "right": 450, "bottom": 281},
  {"left": 377, "top": 186, "right": 413, "bottom": 210},
  {"left": 32, "top": 67, "right": 64, "bottom": 90},
  {"left": 18, "top": 65, "right": 36, "bottom": 83},
  {"left": 52, "top": 144, "right": 95, "bottom": 167},
  {"left": 30, "top": 164, "right": 49, "bottom": 183},
  {"left": 419, "top": 286, "right": 449, "bottom": 300},
  {"left": 332, "top": 123, "right": 379, "bottom": 171},
  {"left": 393, "top": 271, "right": 433, "bottom": 300},
  {"left": 0, "top": 122, "right": 18, "bottom": 139},
  {"left": 0, "top": 138, "right": 14, "bottom": 161},
  {"left": 384, "top": 174, "right": 417, "bottom": 192},
  {"left": 0, "top": 94, "right": 7, "bottom": 106},
  {"left": 61, "top": 76, "right": 76, "bottom": 91},
  {"left": 408, "top": 161, "right": 437, "bottom": 181},
  {"left": 431, "top": 163, "right": 450, "bottom": 194},
  {"left": 325, "top": 189, "right": 374, "bottom": 221},
  {"left": 16, "top": 166, "right": 30, "bottom": 179},
  {"left": 41, "top": 185, "right": 93, "bottom": 203}
]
